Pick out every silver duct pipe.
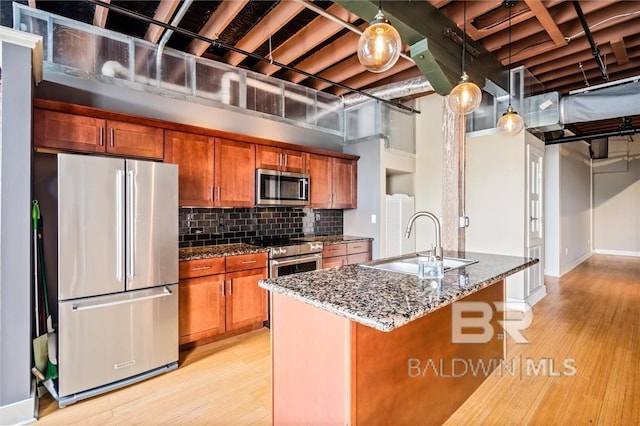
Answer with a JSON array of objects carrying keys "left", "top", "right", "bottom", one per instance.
[
  {"left": 343, "top": 76, "right": 433, "bottom": 107},
  {"left": 560, "top": 80, "right": 640, "bottom": 124},
  {"left": 156, "top": 0, "right": 193, "bottom": 87}
]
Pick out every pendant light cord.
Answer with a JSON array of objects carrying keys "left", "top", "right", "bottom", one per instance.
[
  {"left": 462, "top": 0, "right": 466, "bottom": 74},
  {"left": 508, "top": 4, "right": 512, "bottom": 107}
]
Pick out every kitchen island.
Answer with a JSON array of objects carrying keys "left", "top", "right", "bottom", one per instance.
[{"left": 259, "top": 251, "right": 537, "bottom": 425}]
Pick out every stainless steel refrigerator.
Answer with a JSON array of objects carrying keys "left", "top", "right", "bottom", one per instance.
[{"left": 34, "top": 153, "right": 179, "bottom": 407}]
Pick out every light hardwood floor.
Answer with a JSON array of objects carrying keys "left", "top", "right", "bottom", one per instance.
[{"left": 37, "top": 254, "right": 639, "bottom": 424}]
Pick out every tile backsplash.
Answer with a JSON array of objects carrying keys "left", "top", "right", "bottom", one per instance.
[{"left": 179, "top": 207, "right": 343, "bottom": 247}]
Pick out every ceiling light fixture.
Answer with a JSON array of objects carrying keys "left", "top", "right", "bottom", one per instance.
[
  {"left": 446, "top": 0, "right": 482, "bottom": 115},
  {"left": 357, "top": 0, "right": 402, "bottom": 73},
  {"left": 497, "top": 0, "right": 525, "bottom": 135}
]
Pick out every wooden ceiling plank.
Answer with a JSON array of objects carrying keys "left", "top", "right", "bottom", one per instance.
[
  {"left": 27, "top": 0, "right": 36, "bottom": 8},
  {"left": 330, "top": 58, "right": 417, "bottom": 95},
  {"left": 281, "top": 25, "right": 366, "bottom": 84},
  {"left": 223, "top": 1, "right": 306, "bottom": 67},
  {"left": 255, "top": 3, "right": 359, "bottom": 76},
  {"left": 187, "top": 0, "right": 249, "bottom": 57},
  {"left": 309, "top": 56, "right": 365, "bottom": 91},
  {"left": 524, "top": 0, "right": 567, "bottom": 46},
  {"left": 93, "top": 0, "right": 111, "bottom": 28},
  {"left": 145, "top": 0, "right": 181, "bottom": 44},
  {"left": 611, "top": 38, "right": 629, "bottom": 65}
]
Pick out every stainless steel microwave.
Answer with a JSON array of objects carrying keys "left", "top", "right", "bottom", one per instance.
[{"left": 256, "top": 169, "right": 309, "bottom": 206}]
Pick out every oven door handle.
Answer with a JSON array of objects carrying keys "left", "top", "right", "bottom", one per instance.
[{"left": 271, "top": 253, "right": 322, "bottom": 268}]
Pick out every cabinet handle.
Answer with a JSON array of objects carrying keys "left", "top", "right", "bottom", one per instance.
[
  {"left": 242, "top": 260, "right": 257, "bottom": 264},
  {"left": 284, "top": 154, "right": 288, "bottom": 168},
  {"left": 278, "top": 153, "right": 283, "bottom": 167},
  {"left": 110, "top": 128, "right": 115, "bottom": 147},
  {"left": 530, "top": 217, "right": 539, "bottom": 221},
  {"left": 228, "top": 279, "right": 233, "bottom": 295},
  {"left": 209, "top": 186, "right": 213, "bottom": 202},
  {"left": 217, "top": 186, "right": 221, "bottom": 202},
  {"left": 99, "top": 127, "right": 104, "bottom": 146},
  {"left": 191, "top": 266, "right": 212, "bottom": 271},
  {"left": 221, "top": 280, "right": 225, "bottom": 296}
]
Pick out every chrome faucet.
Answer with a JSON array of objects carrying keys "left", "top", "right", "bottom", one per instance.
[{"left": 404, "top": 211, "right": 443, "bottom": 260}]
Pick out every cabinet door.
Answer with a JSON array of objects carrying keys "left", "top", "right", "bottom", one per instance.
[
  {"left": 178, "top": 274, "right": 225, "bottom": 344},
  {"left": 282, "top": 149, "right": 305, "bottom": 173},
  {"left": 33, "top": 108, "right": 106, "bottom": 153},
  {"left": 306, "top": 153, "right": 332, "bottom": 208},
  {"left": 165, "top": 130, "right": 214, "bottom": 207},
  {"left": 106, "top": 120, "right": 164, "bottom": 159},
  {"left": 332, "top": 158, "right": 357, "bottom": 209},
  {"left": 225, "top": 268, "right": 268, "bottom": 331},
  {"left": 255, "top": 145, "right": 282, "bottom": 170},
  {"left": 215, "top": 138, "right": 256, "bottom": 207}
]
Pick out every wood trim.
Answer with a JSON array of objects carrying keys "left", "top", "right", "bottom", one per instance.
[{"left": 32, "top": 100, "right": 359, "bottom": 161}]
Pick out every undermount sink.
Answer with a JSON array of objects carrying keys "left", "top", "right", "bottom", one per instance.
[{"left": 361, "top": 254, "right": 478, "bottom": 275}]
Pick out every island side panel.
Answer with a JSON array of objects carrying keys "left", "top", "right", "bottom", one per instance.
[
  {"left": 353, "top": 280, "right": 505, "bottom": 425},
  {"left": 271, "top": 293, "right": 352, "bottom": 425}
]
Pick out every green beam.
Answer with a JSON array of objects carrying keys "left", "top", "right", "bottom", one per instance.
[{"left": 334, "top": 0, "right": 508, "bottom": 96}]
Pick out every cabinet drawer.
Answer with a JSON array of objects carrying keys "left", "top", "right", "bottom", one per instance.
[
  {"left": 347, "top": 252, "right": 370, "bottom": 265},
  {"left": 347, "top": 241, "right": 370, "bottom": 255},
  {"left": 322, "top": 255, "right": 347, "bottom": 269},
  {"left": 226, "top": 253, "right": 268, "bottom": 272},
  {"left": 322, "top": 243, "right": 347, "bottom": 258},
  {"left": 179, "top": 257, "right": 225, "bottom": 279}
]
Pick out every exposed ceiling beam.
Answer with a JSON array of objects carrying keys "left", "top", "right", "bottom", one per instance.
[
  {"left": 222, "top": 1, "right": 306, "bottom": 67},
  {"left": 611, "top": 38, "right": 629, "bottom": 65},
  {"left": 255, "top": 3, "right": 359, "bottom": 76},
  {"left": 144, "top": 0, "right": 180, "bottom": 44},
  {"left": 309, "top": 56, "right": 365, "bottom": 91},
  {"left": 280, "top": 24, "right": 366, "bottom": 84},
  {"left": 330, "top": 57, "right": 417, "bottom": 96},
  {"left": 93, "top": 0, "right": 110, "bottom": 28},
  {"left": 334, "top": 0, "right": 507, "bottom": 95},
  {"left": 524, "top": 0, "right": 567, "bottom": 47},
  {"left": 187, "top": 0, "right": 248, "bottom": 57}
]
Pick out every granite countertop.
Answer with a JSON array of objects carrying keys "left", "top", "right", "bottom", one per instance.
[
  {"left": 259, "top": 251, "right": 538, "bottom": 332},
  {"left": 179, "top": 244, "right": 269, "bottom": 261},
  {"left": 301, "top": 235, "right": 373, "bottom": 245}
]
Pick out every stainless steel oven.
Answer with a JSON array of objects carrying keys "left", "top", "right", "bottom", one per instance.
[{"left": 270, "top": 253, "right": 323, "bottom": 277}]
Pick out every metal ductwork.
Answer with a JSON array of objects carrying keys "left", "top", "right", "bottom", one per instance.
[
  {"left": 343, "top": 76, "right": 433, "bottom": 107},
  {"left": 559, "top": 80, "right": 640, "bottom": 124}
]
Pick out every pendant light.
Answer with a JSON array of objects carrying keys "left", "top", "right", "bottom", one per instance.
[
  {"left": 446, "top": 0, "right": 482, "bottom": 115},
  {"left": 357, "top": 0, "right": 402, "bottom": 73},
  {"left": 497, "top": 0, "right": 525, "bottom": 135}
]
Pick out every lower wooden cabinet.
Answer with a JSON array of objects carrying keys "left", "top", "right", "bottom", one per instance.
[
  {"left": 322, "top": 240, "right": 371, "bottom": 268},
  {"left": 179, "top": 252, "right": 268, "bottom": 345}
]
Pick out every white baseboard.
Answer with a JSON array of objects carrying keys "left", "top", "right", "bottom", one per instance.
[
  {"left": 594, "top": 249, "right": 640, "bottom": 257},
  {"left": 559, "top": 251, "right": 594, "bottom": 276},
  {"left": 526, "top": 285, "right": 547, "bottom": 307},
  {"left": 505, "top": 285, "right": 547, "bottom": 312},
  {"left": 0, "top": 392, "right": 36, "bottom": 426}
]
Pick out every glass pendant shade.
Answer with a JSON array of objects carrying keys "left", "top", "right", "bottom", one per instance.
[
  {"left": 446, "top": 72, "right": 482, "bottom": 115},
  {"left": 357, "top": 10, "right": 401, "bottom": 73},
  {"left": 497, "top": 105, "right": 524, "bottom": 135}
]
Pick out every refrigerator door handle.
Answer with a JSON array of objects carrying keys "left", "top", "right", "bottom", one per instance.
[
  {"left": 127, "top": 169, "right": 136, "bottom": 279},
  {"left": 71, "top": 287, "right": 173, "bottom": 312},
  {"left": 116, "top": 169, "right": 125, "bottom": 282}
]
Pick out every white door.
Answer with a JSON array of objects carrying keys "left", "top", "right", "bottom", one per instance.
[{"left": 526, "top": 144, "right": 544, "bottom": 295}]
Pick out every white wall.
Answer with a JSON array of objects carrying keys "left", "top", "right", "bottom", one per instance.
[
  {"left": 593, "top": 135, "right": 640, "bottom": 255},
  {"left": 545, "top": 141, "right": 592, "bottom": 276},
  {"left": 0, "top": 40, "right": 36, "bottom": 424},
  {"left": 413, "top": 94, "right": 445, "bottom": 252}
]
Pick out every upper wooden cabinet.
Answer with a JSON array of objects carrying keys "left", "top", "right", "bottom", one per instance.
[
  {"left": 33, "top": 108, "right": 164, "bottom": 160},
  {"left": 165, "top": 130, "right": 215, "bottom": 207},
  {"left": 306, "top": 153, "right": 357, "bottom": 209},
  {"left": 256, "top": 145, "right": 305, "bottom": 174},
  {"left": 166, "top": 134, "right": 255, "bottom": 207},
  {"left": 215, "top": 138, "right": 255, "bottom": 207}
]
